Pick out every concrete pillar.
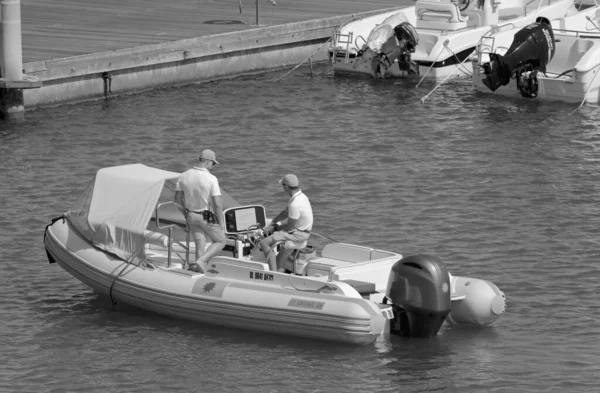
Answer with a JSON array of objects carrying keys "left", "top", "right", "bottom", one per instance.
[
  {"left": 1, "top": 0, "right": 23, "bottom": 81},
  {"left": 0, "top": 0, "right": 25, "bottom": 119}
]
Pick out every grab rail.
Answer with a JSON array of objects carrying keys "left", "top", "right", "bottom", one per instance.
[{"left": 155, "top": 201, "right": 190, "bottom": 268}]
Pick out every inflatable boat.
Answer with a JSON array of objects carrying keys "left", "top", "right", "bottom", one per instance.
[{"left": 44, "top": 164, "right": 506, "bottom": 345}]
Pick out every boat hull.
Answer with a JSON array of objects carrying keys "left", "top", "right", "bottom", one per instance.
[
  {"left": 472, "top": 68, "right": 600, "bottom": 104},
  {"left": 330, "top": 0, "right": 576, "bottom": 80},
  {"left": 471, "top": 5, "right": 600, "bottom": 103},
  {"left": 44, "top": 218, "right": 387, "bottom": 345}
]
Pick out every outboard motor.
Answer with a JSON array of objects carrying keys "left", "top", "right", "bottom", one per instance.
[
  {"left": 481, "top": 17, "right": 555, "bottom": 98},
  {"left": 375, "top": 22, "right": 419, "bottom": 76},
  {"left": 393, "top": 22, "right": 419, "bottom": 73},
  {"left": 386, "top": 254, "right": 451, "bottom": 338}
]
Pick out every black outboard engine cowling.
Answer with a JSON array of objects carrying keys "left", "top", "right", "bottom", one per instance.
[
  {"left": 393, "top": 22, "right": 419, "bottom": 73},
  {"left": 481, "top": 18, "right": 555, "bottom": 97},
  {"left": 375, "top": 22, "right": 419, "bottom": 76},
  {"left": 386, "top": 254, "right": 451, "bottom": 338}
]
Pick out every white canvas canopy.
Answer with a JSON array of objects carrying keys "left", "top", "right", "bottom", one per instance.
[{"left": 65, "top": 163, "right": 238, "bottom": 265}]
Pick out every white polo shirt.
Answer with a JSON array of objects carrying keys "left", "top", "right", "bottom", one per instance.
[
  {"left": 289, "top": 190, "right": 313, "bottom": 231},
  {"left": 175, "top": 167, "right": 221, "bottom": 212}
]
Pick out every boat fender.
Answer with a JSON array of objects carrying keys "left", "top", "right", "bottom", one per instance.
[
  {"left": 143, "top": 230, "right": 169, "bottom": 248},
  {"left": 447, "top": 275, "right": 506, "bottom": 325},
  {"left": 386, "top": 254, "right": 451, "bottom": 338}
]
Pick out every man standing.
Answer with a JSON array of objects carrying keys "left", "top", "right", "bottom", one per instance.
[
  {"left": 174, "top": 149, "right": 226, "bottom": 273},
  {"left": 260, "top": 174, "right": 313, "bottom": 272}
]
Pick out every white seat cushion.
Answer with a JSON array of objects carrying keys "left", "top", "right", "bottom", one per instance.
[{"left": 284, "top": 240, "right": 308, "bottom": 250}]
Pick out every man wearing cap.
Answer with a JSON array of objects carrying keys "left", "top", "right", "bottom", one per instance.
[
  {"left": 174, "top": 149, "right": 226, "bottom": 273},
  {"left": 259, "top": 174, "right": 313, "bottom": 272}
]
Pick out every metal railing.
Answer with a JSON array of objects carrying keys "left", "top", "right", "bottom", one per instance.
[{"left": 155, "top": 201, "right": 190, "bottom": 268}]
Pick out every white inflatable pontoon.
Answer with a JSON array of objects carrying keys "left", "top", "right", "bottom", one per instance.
[{"left": 44, "top": 164, "right": 506, "bottom": 345}]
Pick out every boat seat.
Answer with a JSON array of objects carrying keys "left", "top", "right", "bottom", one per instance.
[
  {"left": 284, "top": 239, "right": 308, "bottom": 250},
  {"left": 282, "top": 240, "right": 311, "bottom": 274},
  {"left": 370, "top": 249, "right": 397, "bottom": 260},
  {"left": 321, "top": 243, "right": 373, "bottom": 262},
  {"left": 304, "top": 243, "right": 371, "bottom": 276},
  {"left": 306, "top": 257, "right": 355, "bottom": 277},
  {"left": 416, "top": 0, "right": 469, "bottom": 30},
  {"left": 304, "top": 244, "right": 399, "bottom": 277}
]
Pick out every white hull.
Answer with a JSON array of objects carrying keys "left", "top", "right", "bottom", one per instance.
[
  {"left": 45, "top": 218, "right": 390, "bottom": 344},
  {"left": 44, "top": 164, "right": 506, "bottom": 345},
  {"left": 472, "top": 68, "right": 600, "bottom": 103},
  {"left": 330, "top": 0, "right": 576, "bottom": 80},
  {"left": 45, "top": 216, "right": 505, "bottom": 344},
  {"left": 472, "top": 6, "right": 600, "bottom": 103}
]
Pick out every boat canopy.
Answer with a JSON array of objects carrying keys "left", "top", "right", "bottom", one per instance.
[{"left": 65, "top": 163, "right": 238, "bottom": 265}]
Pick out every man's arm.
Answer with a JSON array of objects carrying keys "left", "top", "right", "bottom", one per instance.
[
  {"left": 212, "top": 194, "right": 224, "bottom": 229},
  {"left": 269, "top": 207, "right": 289, "bottom": 229},
  {"left": 281, "top": 217, "right": 298, "bottom": 232},
  {"left": 174, "top": 190, "right": 187, "bottom": 214}
]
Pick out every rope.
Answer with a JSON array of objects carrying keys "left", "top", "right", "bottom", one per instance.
[
  {"left": 43, "top": 215, "right": 66, "bottom": 244},
  {"left": 421, "top": 57, "right": 468, "bottom": 103},
  {"left": 444, "top": 45, "right": 473, "bottom": 76},
  {"left": 420, "top": 48, "right": 474, "bottom": 103},
  {"left": 271, "top": 12, "right": 373, "bottom": 83},
  {"left": 570, "top": 63, "right": 600, "bottom": 114},
  {"left": 586, "top": 15, "right": 600, "bottom": 32},
  {"left": 416, "top": 43, "right": 447, "bottom": 88},
  {"left": 271, "top": 36, "right": 333, "bottom": 82},
  {"left": 109, "top": 262, "right": 130, "bottom": 306}
]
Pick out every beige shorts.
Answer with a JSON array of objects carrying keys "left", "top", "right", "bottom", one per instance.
[
  {"left": 271, "top": 230, "right": 310, "bottom": 245},
  {"left": 186, "top": 212, "right": 226, "bottom": 243}
]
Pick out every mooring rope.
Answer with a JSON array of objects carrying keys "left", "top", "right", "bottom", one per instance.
[
  {"left": 586, "top": 15, "right": 600, "bottom": 32},
  {"left": 420, "top": 44, "right": 476, "bottom": 103},
  {"left": 570, "top": 63, "right": 600, "bottom": 114},
  {"left": 416, "top": 43, "right": 447, "bottom": 88},
  {"left": 444, "top": 45, "right": 473, "bottom": 76},
  {"left": 109, "top": 262, "right": 130, "bottom": 306},
  {"left": 272, "top": 36, "right": 333, "bottom": 82},
  {"left": 271, "top": 13, "right": 365, "bottom": 83}
]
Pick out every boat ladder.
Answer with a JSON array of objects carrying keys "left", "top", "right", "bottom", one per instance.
[{"left": 334, "top": 31, "right": 354, "bottom": 64}]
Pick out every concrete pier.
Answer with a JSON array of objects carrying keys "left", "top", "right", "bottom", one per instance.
[
  {"left": 11, "top": 0, "right": 412, "bottom": 112},
  {"left": 0, "top": 0, "right": 40, "bottom": 118}
]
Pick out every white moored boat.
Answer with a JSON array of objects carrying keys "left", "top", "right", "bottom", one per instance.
[
  {"left": 472, "top": 2, "right": 600, "bottom": 103},
  {"left": 44, "top": 164, "right": 506, "bottom": 345},
  {"left": 329, "top": 0, "right": 576, "bottom": 80}
]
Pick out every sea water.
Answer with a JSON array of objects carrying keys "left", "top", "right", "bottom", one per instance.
[{"left": 1, "top": 65, "right": 599, "bottom": 392}]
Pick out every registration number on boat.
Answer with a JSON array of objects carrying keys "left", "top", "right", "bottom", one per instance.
[{"left": 250, "top": 271, "right": 274, "bottom": 281}]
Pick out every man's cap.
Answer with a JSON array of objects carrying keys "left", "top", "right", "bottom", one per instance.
[
  {"left": 279, "top": 174, "right": 299, "bottom": 187},
  {"left": 199, "top": 149, "right": 219, "bottom": 165}
]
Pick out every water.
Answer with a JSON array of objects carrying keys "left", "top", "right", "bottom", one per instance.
[{"left": 1, "top": 66, "right": 599, "bottom": 392}]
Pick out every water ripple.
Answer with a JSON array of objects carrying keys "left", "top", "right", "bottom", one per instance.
[{"left": 0, "top": 64, "right": 599, "bottom": 392}]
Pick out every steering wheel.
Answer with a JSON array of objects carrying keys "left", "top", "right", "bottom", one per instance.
[
  {"left": 245, "top": 224, "right": 262, "bottom": 247},
  {"left": 458, "top": 0, "right": 470, "bottom": 11}
]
